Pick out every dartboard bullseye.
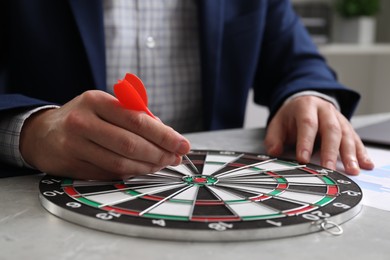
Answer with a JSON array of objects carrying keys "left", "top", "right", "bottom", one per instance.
[{"left": 39, "top": 150, "right": 363, "bottom": 241}]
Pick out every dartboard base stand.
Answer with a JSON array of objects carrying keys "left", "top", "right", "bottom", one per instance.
[{"left": 39, "top": 150, "right": 363, "bottom": 242}]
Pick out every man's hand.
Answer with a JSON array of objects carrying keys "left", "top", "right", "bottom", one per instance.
[
  {"left": 20, "top": 90, "right": 191, "bottom": 180},
  {"left": 264, "top": 95, "right": 374, "bottom": 175}
]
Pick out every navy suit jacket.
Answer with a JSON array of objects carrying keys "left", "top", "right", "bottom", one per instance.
[{"left": 0, "top": 0, "right": 360, "bottom": 130}]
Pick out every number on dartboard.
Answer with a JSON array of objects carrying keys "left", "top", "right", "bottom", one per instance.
[
  {"left": 96, "top": 212, "right": 121, "bottom": 220},
  {"left": 266, "top": 220, "right": 282, "bottom": 227},
  {"left": 152, "top": 219, "right": 166, "bottom": 227},
  {"left": 317, "top": 169, "right": 332, "bottom": 174},
  {"left": 43, "top": 190, "right": 64, "bottom": 197},
  {"left": 302, "top": 210, "right": 330, "bottom": 221},
  {"left": 41, "top": 179, "right": 61, "bottom": 185},
  {"left": 342, "top": 190, "right": 362, "bottom": 196},
  {"left": 66, "top": 202, "right": 81, "bottom": 208},
  {"left": 257, "top": 154, "right": 270, "bottom": 159},
  {"left": 333, "top": 202, "right": 351, "bottom": 209},
  {"left": 208, "top": 222, "right": 233, "bottom": 231},
  {"left": 338, "top": 179, "right": 351, "bottom": 184}
]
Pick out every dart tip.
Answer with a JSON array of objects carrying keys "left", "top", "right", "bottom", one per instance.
[{"left": 184, "top": 155, "right": 199, "bottom": 174}]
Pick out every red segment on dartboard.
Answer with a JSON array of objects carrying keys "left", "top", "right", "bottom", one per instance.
[
  {"left": 266, "top": 171, "right": 280, "bottom": 177},
  {"left": 228, "top": 163, "right": 245, "bottom": 167},
  {"left": 250, "top": 195, "right": 271, "bottom": 201},
  {"left": 195, "top": 200, "right": 225, "bottom": 205},
  {"left": 115, "top": 184, "right": 127, "bottom": 189},
  {"left": 194, "top": 177, "right": 207, "bottom": 183},
  {"left": 303, "top": 167, "right": 320, "bottom": 175},
  {"left": 142, "top": 195, "right": 164, "bottom": 201},
  {"left": 327, "top": 185, "right": 339, "bottom": 196},
  {"left": 63, "top": 186, "right": 79, "bottom": 197},
  {"left": 102, "top": 206, "right": 140, "bottom": 216},
  {"left": 277, "top": 183, "right": 288, "bottom": 190},
  {"left": 285, "top": 205, "right": 317, "bottom": 216}
]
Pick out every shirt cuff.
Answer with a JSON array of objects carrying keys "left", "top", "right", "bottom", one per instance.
[
  {"left": 283, "top": 90, "right": 341, "bottom": 111},
  {"left": 0, "top": 105, "right": 59, "bottom": 168}
]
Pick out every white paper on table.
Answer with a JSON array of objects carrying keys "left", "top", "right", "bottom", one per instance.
[
  {"left": 285, "top": 146, "right": 390, "bottom": 211},
  {"left": 348, "top": 147, "right": 390, "bottom": 211}
]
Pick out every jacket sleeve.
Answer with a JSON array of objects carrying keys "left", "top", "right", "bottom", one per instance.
[
  {"left": 0, "top": 94, "right": 56, "bottom": 112},
  {"left": 253, "top": 0, "right": 360, "bottom": 120},
  {"left": 0, "top": 1, "right": 57, "bottom": 112}
]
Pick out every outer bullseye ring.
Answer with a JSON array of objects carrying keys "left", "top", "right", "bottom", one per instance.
[{"left": 182, "top": 175, "right": 219, "bottom": 186}]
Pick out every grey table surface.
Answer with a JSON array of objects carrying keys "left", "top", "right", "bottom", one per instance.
[{"left": 1, "top": 127, "right": 389, "bottom": 260}]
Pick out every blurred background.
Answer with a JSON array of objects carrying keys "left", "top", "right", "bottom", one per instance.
[{"left": 244, "top": 0, "right": 390, "bottom": 128}]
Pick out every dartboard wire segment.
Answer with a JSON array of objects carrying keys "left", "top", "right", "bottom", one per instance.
[{"left": 39, "top": 150, "right": 363, "bottom": 241}]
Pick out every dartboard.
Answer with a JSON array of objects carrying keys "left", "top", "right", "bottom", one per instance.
[{"left": 39, "top": 150, "right": 362, "bottom": 241}]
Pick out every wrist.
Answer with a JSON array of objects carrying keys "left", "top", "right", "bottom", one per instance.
[{"left": 20, "top": 107, "right": 58, "bottom": 169}]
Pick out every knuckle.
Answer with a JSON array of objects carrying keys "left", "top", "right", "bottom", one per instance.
[
  {"left": 119, "top": 137, "right": 137, "bottom": 155},
  {"left": 63, "top": 110, "right": 88, "bottom": 132},
  {"left": 297, "top": 138, "right": 312, "bottom": 149},
  {"left": 301, "top": 116, "right": 318, "bottom": 129},
  {"left": 156, "top": 152, "right": 174, "bottom": 166},
  {"left": 126, "top": 112, "right": 146, "bottom": 132},
  {"left": 326, "top": 122, "right": 342, "bottom": 135},
  {"left": 111, "top": 157, "right": 128, "bottom": 175},
  {"left": 78, "top": 90, "right": 103, "bottom": 104},
  {"left": 293, "top": 95, "right": 315, "bottom": 106},
  {"left": 323, "top": 100, "right": 337, "bottom": 110}
]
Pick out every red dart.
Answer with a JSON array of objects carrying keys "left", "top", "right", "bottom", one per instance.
[
  {"left": 113, "top": 73, "right": 199, "bottom": 174},
  {"left": 124, "top": 73, "right": 148, "bottom": 106},
  {"left": 114, "top": 74, "right": 155, "bottom": 118}
]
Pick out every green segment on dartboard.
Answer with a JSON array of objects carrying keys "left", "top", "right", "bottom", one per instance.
[
  {"left": 62, "top": 179, "right": 73, "bottom": 185},
  {"left": 142, "top": 213, "right": 189, "bottom": 221},
  {"left": 322, "top": 176, "right": 337, "bottom": 185},
  {"left": 315, "top": 196, "right": 335, "bottom": 206}
]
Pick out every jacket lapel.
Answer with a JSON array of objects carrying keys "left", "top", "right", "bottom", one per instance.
[
  {"left": 68, "top": 0, "right": 106, "bottom": 90},
  {"left": 198, "top": 0, "right": 224, "bottom": 129}
]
